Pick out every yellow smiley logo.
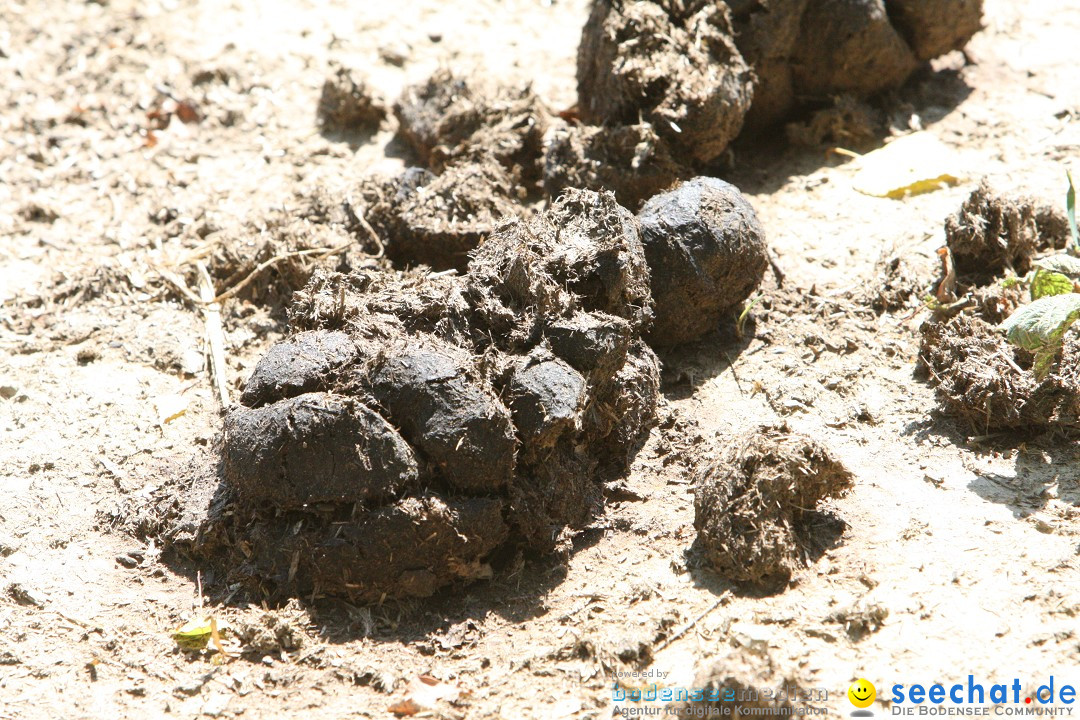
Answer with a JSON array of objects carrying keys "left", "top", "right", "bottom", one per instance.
[{"left": 848, "top": 679, "right": 876, "bottom": 709}]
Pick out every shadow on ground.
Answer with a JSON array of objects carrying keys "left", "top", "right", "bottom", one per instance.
[
  {"left": 903, "top": 413, "right": 1080, "bottom": 515},
  {"left": 722, "top": 61, "right": 974, "bottom": 196}
]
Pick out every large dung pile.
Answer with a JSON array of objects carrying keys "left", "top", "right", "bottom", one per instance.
[
  {"left": 178, "top": 190, "right": 662, "bottom": 602},
  {"left": 577, "top": 0, "right": 984, "bottom": 159}
]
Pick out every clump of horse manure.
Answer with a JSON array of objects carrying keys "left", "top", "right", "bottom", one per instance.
[
  {"left": 945, "top": 179, "right": 1069, "bottom": 281},
  {"left": 920, "top": 179, "right": 1079, "bottom": 430},
  {"left": 350, "top": 70, "right": 549, "bottom": 271},
  {"left": 355, "top": 163, "right": 522, "bottom": 271},
  {"left": 788, "top": 0, "right": 919, "bottom": 99},
  {"left": 577, "top": 0, "right": 753, "bottom": 166},
  {"left": 887, "top": 0, "right": 984, "bottom": 61},
  {"left": 919, "top": 302, "right": 1080, "bottom": 431},
  {"left": 393, "top": 69, "right": 548, "bottom": 184},
  {"left": 723, "top": 0, "right": 809, "bottom": 130},
  {"left": 317, "top": 63, "right": 385, "bottom": 133},
  {"left": 772, "top": 0, "right": 981, "bottom": 107},
  {"left": 668, "top": 649, "right": 802, "bottom": 718},
  {"left": 543, "top": 121, "right": 687, "bottom": 211},
  {"left": 637, "top": 177, "right": 768, "bottom": 347},
  {"left": 577, "top": 0, "right": 983, "bottom": 155},
  {"left": 692, "top": 425, "right": 853, "bottom": 588},
  {"left": 171, "top": 190, "right": 661, "bottom": 603}
]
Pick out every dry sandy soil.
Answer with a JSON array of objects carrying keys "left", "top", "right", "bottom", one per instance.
[{"left": 3, "top": 0, "right": 1080, "bottom": 718}]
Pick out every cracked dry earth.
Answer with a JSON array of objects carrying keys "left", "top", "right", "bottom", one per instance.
[{"left": 2, "top": 0, "right": 1080, "bottom": 718}]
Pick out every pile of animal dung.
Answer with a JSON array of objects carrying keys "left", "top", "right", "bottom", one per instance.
[
  {"left": 575, "top": 0, "right": 984, "bottom": 167},
  {"left": 919, "top": 180, "right": 1079, "bottom": 431},
  {"left": 692, "top": 425, "right": 853, "bottom": 588},
  {"left": 920, "top": 313, "right": 1080, "bottom": 431},
  {"left": 139, "top": 0, "right": 975, "bottom": 601},
  {"left": 638, "top": 177, "right": 768, "bottom": 347},
  {"left": 178, "top": 190, "right": 665, "bottom": 602},
  {"left": 355, "top": 71, "right": 547, "bottom": 271},
  {"left": 354, "top": 0, "right": 985, "bottom": 260},
  {"left": 139, "top": 167, "right": 774, "bottom": 602}
]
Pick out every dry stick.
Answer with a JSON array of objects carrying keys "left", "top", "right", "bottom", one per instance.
[
  {"left": 209, "top": 616, "right": 231, "bottom": 661},
  {"left": 830, "top": 146, "right": 862, "bottom": 160},
  {"left": 153, "top": 240, "right": 364, "bottom": 408},
  {"left": 197, "top": 262, "right": 230, "bottom": 408},
  {"left": 153, "top": 265, "right": 203, "bottom": 305},
  {"left": 212, "top": 243, "right": 352, "bottom": 304},
  {"left": 354, "top": 211, "right": 385, "bottom": 260},
  {"left": 174, "top": 233, "right": 230, "bottom": 267},
  {"left": 345, "top": 192, "right": 386, "bottom": 260},
  {"left": 652, "top": 592, "right": 730, "bottom": 654}
]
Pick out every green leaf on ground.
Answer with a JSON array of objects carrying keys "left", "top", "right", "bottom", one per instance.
[
  {"left": 1000, "top": 293, "right": 1080, "bottom": 351},
  {"left": 1035, "top": 253, "right": 1080, "bottom": 277},
  {"left": 1000, "top": 293, "right": 1080, "bottom": 379},
  {"left": 1031, "top": 269, "right": 1075, "bottom": 299},
  {"left": 173, "top": 615, "right": 213, "bottom": 650}
]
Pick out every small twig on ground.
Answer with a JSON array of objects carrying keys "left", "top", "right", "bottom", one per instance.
[
  {"left": 935, "top": 246, "right": 958, "bottom": 303},
  {"left": 197, "top": 262, "right": 230, "bottom": 408},
  {"left": 767, "top": 250, "right": 785, "bottom": 288},
  {"left": 652, "top": 592, "right": 730, "bottom": 654},
  {"left": 346, "top": 192, "right": 386, "bottom": 259},
  {"left": 174, "top": 233, "right": 231, "bottom": 267},
  {"left": 212, "top": 242, "right": 352, "bottom": 303},
  {"left": 829, "top": 146, "right": 861, "bottom": 160},
  {"left": 210, "top": 616, "right": 230, "bottom": 661},
  {"left": 354, "top": 211, "right": 385, "bottom": 260}
]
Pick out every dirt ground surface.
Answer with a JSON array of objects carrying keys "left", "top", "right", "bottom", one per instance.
[{"left": 3, "top": 0, "right": 1080, "bottom": 718}]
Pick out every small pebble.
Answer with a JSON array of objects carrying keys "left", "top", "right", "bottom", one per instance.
[
  {"left": 378, "top": 43, "right": 408, "bottom": 66},
  {"left": 115, "top": 553, "right": 140, "bottom": 569}
]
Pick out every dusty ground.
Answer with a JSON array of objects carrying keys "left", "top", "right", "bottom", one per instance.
[{"left": 3, "top": 0, "right": 1080, "bottom": 718}]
